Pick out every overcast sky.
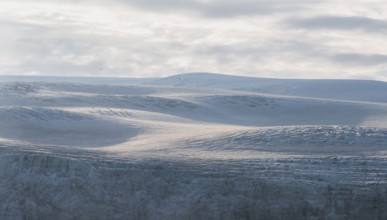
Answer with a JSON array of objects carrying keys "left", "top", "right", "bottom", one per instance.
[{"left": 1, "top": 0, "right": 387, "bottom": 80}]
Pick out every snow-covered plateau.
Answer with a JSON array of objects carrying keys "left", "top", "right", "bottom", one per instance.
[{"left": 1, "top": 73, "right": 387, "bottom": 220}]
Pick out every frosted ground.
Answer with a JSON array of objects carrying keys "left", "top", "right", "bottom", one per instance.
[{"left": 0, "top": 73, "right": 387, "bottom": 219}]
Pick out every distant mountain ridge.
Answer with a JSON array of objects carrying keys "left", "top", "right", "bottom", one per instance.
[
  {"left": 2, "top": 72, "right": 387, "bottom": 102},
  {"left": 146, "top": 72, "right": 387, "bottom": 103}
]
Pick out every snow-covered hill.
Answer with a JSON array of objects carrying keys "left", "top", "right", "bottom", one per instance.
[
  {"left": 148, "top": 72, "right": 387, "bottom": 102},
  {"left": 0, "top": 73, "right": 387, "bottom": 219}
]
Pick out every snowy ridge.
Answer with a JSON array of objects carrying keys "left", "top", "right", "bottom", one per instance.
[
  {"left": 0, "top": 73, "right": 387, "bottom": 219},
  {"left": 179, "top": 126, "right": 387, "bottom": 153},
  {"left": 148, "top": 72, "right": 387, "bottom": 103}
]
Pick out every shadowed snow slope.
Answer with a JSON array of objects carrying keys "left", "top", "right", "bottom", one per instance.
[
  {"left": 0, "top": 73, "right": 387, "bottom": 220},
  {"left": 0, "top": 107, "right": 140, "bottom": 147}
]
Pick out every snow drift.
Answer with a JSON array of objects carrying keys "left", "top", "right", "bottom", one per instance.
[{"left": 0, "top": 73, "right": 387, "bottom": 219}]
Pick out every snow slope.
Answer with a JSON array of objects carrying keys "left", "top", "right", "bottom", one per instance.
[
  {"left": 148, "top": 72, "right": 387, "bottom": 103},
  {"left": 1, "top": 73, "right": 387, "bottom": 219}
]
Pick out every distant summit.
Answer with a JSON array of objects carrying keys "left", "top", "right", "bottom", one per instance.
[
  {"left": 146, "top": 73, "right": 387, "bottom": 103},
  {"left": 2, "top": 73, "right": 387, "bottom": 102}
]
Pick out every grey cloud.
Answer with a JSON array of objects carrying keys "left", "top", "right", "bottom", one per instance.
[
  {"left": 2, "top": 0, "right": 387, "bottom": 80},
  {"left": 332, "top": 53, "right": 387, "bottom": 66},
  {"left": 278, "top": 40, "right": 387, "bottom": 67},
  {"left": 16, "top": 59, "right": 106, "bottom": 76},
  {"left": 0, "top": 20, "right": 53, "bottom": 32},
  {"left": 0, "top": 20, "right": 170, "bottom": 76},
  {"left": 118, "top": 0, "right": 307, "bottom": 18},
  {"left": 289, "top": 16, "right": 387, "bottom": 32},
  {"left": 5, "top": 38, "right": 102, "bottom": 76}
]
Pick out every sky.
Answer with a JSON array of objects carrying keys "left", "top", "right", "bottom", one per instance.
[{"left": 1, "top": 0, "right": 387, "bottom": 80}]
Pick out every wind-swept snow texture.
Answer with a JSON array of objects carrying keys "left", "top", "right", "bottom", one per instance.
[{"left": 1, "top": 73, "right": 387, "bottom": 220}]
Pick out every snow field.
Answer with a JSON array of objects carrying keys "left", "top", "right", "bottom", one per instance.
[{"left": 1, "top": 73, "right": 387, "bottom": 219}]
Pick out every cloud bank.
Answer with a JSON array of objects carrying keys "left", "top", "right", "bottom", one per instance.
[
  {"left": 0, "top": 0, "right": 387, "bottom": 81},
  {"left": 119, "top": 0, "right": 306, "bottom": 18},
  {"left": 289, "top": 15, "right": 387, "bottom": 33}
]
